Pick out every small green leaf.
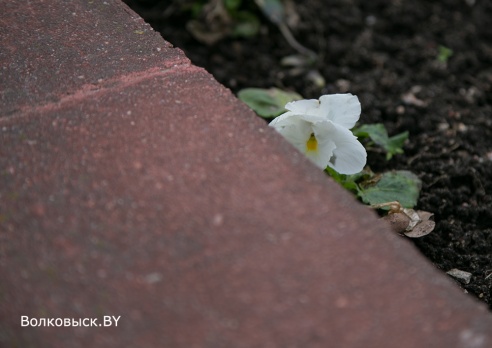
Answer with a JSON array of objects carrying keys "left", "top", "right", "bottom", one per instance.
[
  {"left": 386, "top": 131, "right": 409, "bottom": 160},
  {"left": 232, "top": 12, "right": 260, "bottom": 38},
  {"left": 437, "top": 45, "right": 453, "bottom": 63},
  {"left": 358, "top": 170, "right": 422, "bottom": 208},
  {"left": 325, "top": 167, "right": 372, "bottom": 194},
  {"left": 353, "top": 123, "right": 382, "bottom": 137},
  {"left": 325, "top": 167, "right": 356, "bottom": 192},
  {"left": 238, "top": 87, "right": 302, "bottom": 118},
  {"left": 224, "top": 0, "right": 242, "bottom": 11},
  {"left": 353, "top": 123, "right": 408, "bottom": 160}
]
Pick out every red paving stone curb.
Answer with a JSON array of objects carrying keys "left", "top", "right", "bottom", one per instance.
[{"left": 1, "top": 1, "right": 491, "bottom": 347}]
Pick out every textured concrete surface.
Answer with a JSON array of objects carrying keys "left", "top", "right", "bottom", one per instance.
[{"left": 1, "top": 0, "right": 491, "bottom": 347}]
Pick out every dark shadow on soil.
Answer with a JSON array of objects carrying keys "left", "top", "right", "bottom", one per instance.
[{"left": 125, "top": 0, "right": 492, "bottom": 309}]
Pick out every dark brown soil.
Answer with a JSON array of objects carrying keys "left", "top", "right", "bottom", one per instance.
[{"left": 125, "top": 0, "right": 492, "bottom": 308}]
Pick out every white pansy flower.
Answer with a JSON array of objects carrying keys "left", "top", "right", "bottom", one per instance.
[{"left": 269, "top": 93, "right": 367, "bottom": 174}]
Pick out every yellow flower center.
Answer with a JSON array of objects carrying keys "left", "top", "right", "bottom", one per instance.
[{"left": 306, "top": 133, "right": 318, "bottom": 152}]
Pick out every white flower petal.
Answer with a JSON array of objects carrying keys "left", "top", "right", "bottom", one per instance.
[
  {"left": 268, "top": 111, "right": 295, "bottom": 127},
  {"left": 326, "top": 123, "right": 367, "bottom": 174},
  {"left": 270, "top": 112, "right": 324, "bottom": 129},
  {"left": 270, "top": 114, "right": 312, "bottom": 150},
  {"left": 270, "top": 94, "right": 366, "bottom": 173},
  {"left": 308, "top": 137, "right": 336, "bottom": 169},
  {"left": 285, "top": 99, "right": 319, "bottom": 115},
  {"left": 305, "top": 149, "right": 332, "bottom": 169},
  {"left": 277, "top": 124, "right": 311, "bottom": 150},
  {"left": 270, "top": 114, "right": 334, "bottom": 169},
  {"left": 318, "top": 94, "right": 361, "bottom": 129}
]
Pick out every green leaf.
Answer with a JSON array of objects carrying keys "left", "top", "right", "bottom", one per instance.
[
  {"left": 189, "top": 2, "right": 206, "bottom": 18},
  {"left": 437, "top": 45, "right": 453, "bottom": 63},
  {"left": 353, "top": 123, "right": 408, "bottom": 160},
  {"left": 224, "top": 0, "right": 242, "bottom": 11},
  {"left": 325, "top": 167, "right": 357, "bottom": 193},
  {"left": 386, "top": 131, "right": 409, "bottom": 160},
  {"left": 353, "top": 123, "right": 386, "bottom": 143},
  {"left": 358, "top": 170, "right": 422, "bottom": 208},
  {"left": 237, "top": 87, "right": 302, "bottom": 118},
  {"left": 232, "top": 11, "right": 260, "bottom": 38},
  {"left": 325, "top": 167, "right": 373, "bottom": 194}
]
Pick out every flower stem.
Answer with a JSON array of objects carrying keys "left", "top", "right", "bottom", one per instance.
[{"left": 277, "top": 22, "right": 317, "bottom": 60}]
